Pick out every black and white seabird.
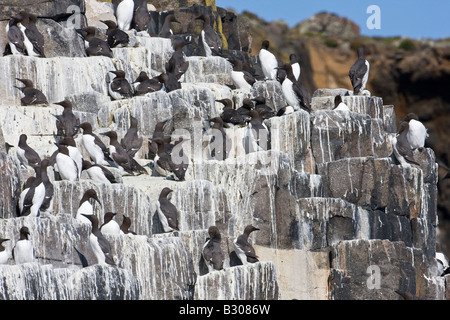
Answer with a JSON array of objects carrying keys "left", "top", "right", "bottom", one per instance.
[
  {"left": 101, "top": 130, "right": 134, "bottom": 175},
  {"left": 208, "top": 117, "right": 231, "bottom": 161},
  {"left": 38, "top": 159, "right": 54, "bottom": 215},
  {"left": 79, "top": 122, "right": 114, "bottom": 166},
  {"left": 6, "top": 15, "right": 27, "bottom": 56},
  {"left": 158, "top": 14, "right": 179, "bottom": 39},
  {"left": 155, "top": 187, "right": 179, "bottom": 232},
  {"left": 400, "top": 113, "right": 428, "bottom": 150},
  {"left": 15, "top": 78, "right": 48, "bottom": 106},
  {"left": 55, "top": 145, "right": 79, "bottom": 181},
  {"left": 17, "top": 134, "right": 41, "bottom": 169},
  {"left": 164, "top": 57, "right": 182, "bottom": 93},
  {"left": 259, "top": 40, "right": 278, "bottom": 81},
  {"left": 233, "top": 225, "right": 259, "bottom": 265},
  {"left": 217, "top": 98, "right": 246, "bottom": 125},
  {"left": 244, "top": 109, "right": 269, "bottom": 154},
  {"left": 167, "top": 38, "right": 190, "bottom": 81},
  {"left": 277, "top": 54, "right": 300, "bottom": 83},
  {"left": 252, "top": 96, "right": 275, "bottom": 120},
  {"left": 229, "top": 58, "right": 256, "bottom": 91},
  {"left": 18, "top": 176, "right": 35, "bottom": 216},
  {"left": 202, "top": 226, "right": 225, "bottom": 272},
  {"left": 0, "top": 238, "right": 10, "bottom": 264},
  {"left": 132, "top": 0, "right": 151, "bottom": 32},
  {"left": 108, "top": 70, "right": 134, "bottom": 100},
  {"left": 195, "top": 13, "right": 222, "bottom": 57},
  {"left": 55, "top": 99, "right": 80, "bottom": 138},
  {"left": 57, "top": 137, "right": 83, "bottom": 179},
  {"left": 133, "top": 71, "right": 166, "bottom": 95},
  {"left": 20, "top": 165, "right": 45, "bottom": 217},
  {"left": 82, "top": 159, "right": 118, "bottom": 184},
  {"left": 104, "top": 129, "right": 147, "bottom": 175},
  {"left": 148, "top": 136, "right": 169, "bottom": 162},
  {"left": 82, "top": 214, "right": 116, "bottom": 266},
  {"left": 169, "top": 137, "right": 189, "bottom": 181},
  {"left": 100, "top": 212, "right": 121, "bottom": 235},
  {"left": 148, "top": 120, "right": 169, "bottom": 160},
  {"left": 17, "top": 11, "right": 45, "bottom": 57},
  {"left": 390, "top": 121, "right": 420, "bottom": 168},
  {"left": 100, "top": 20, "right": 129, "bottom": 48},
  {"left": 12, "top": 226, "right": 34, "bottom": 264},
  {"left": 76, "top": 27, "right": 113, "bottom": 58},
  {"left": 152, "top": 137, "right": 173, "bottom": 176},
  {"left": 277, "top": 63, "right": 311, "bottom": 113},
  {"left": 120, "top": 216, "right": 136, "bottom": 235},
  {"left": 121, "top": 114, "right": 143, "bottom": 158},
  {"left": 349, "top": 47, "right": 370, "bottom": 95},
  {"left": 76, "top": 189, "right": 101, "bottom": 224},
  {"left": 333, "top": 95, "right": 350, "bottom": 112},
  {"left": 116, "top": 0, "right": 134, "bottom": 31},
  {"left": 236, "top": 98, "right": 254, "bottom": 123}
]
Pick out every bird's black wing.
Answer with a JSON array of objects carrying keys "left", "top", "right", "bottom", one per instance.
[
  {"left": 292, "top": 82, "right": 311, "bottom": 113},
  {"left": 93, "top": 134, "right": 114, "bottom": 162},
  {"left": 7, "top": 26, "right": 27, "bottom": 55},
  {"left": 25, "top": 26, "right": 45, "bottom": 57},
  {"left": 96, "top": 232, "right": 116, "bottom": 266},
  {"left": 40, "top": 181, "right": 54, "bottom": 211},
  {"left": 160, "top": 198, "right": 179, "bottom": 230},
  {"left": 98, "top": 164, "right": 118, "bottom": 183},
  {"left": 235, "top": 236, "right": 259, "bottom": 262},
  {"left": 243, "top": 71, "right": 256, "bottom": 86},
  {"left": 349, "top": 59, "right": 367, "bottom": 93},
  {"left": 396, "top": 135, "right": 420, "bottom": 165}
]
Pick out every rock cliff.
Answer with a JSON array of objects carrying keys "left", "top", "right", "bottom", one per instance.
[
  {"left": 238, "top": 8, "right": 450, "bottom": 263},
  {"left": 0, "top": 0, "right": 448, "bottom": 301}
]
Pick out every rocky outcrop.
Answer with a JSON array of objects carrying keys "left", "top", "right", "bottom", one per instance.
[
  {"left": 241, "top": 10, "right": 450, "bottom": 260},
  {"left": 0, "top": 0, "right": 447, "bottom": 301},
  {"left": 293, "top": 12, "right": 360, "bottom": 40}
]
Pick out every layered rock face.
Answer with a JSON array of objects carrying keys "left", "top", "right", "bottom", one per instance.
[{"left": 0, "top": 0, "right": 447, "bottom": 301}]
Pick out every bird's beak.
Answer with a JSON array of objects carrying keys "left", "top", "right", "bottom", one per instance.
[{"left": 93, "top": 196, "right": 102, "bottom": 205}]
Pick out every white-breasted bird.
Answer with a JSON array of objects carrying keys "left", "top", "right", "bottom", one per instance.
[
  {"left": 259, "top": 40, "right": 278, "bottom": 81},
  {"left": 233, "top": 225, "right": 259, "bottom": 265},
  {"left": 12, "top": 226, "right": 34, "bottom": 264}
]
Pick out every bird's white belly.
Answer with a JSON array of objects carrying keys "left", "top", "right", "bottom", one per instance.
[
  {"left": 56, "top": 154, "right": 78, "bottom": 181},
  {"left": 155, "top": 201, "right": 174, "bottom": 232},
  {"left": 101, "top": 221, "right": 121, "bottom": 235},
  {"left": 0, "top": 251, "right": 9, "bottom": 264},
  {"left": 87, "top": 167, "right": 111, "bottom": 184},
  {"left": 30, "top": 183, "right": 45, "bottom": 217},
  {"left": 233, "top": 240, "right": 248, "bottom": 265},
  {"left": 201, "top": 30, "right": 212, "bottom": 57},
  {"left": 231, "top": 71, "right": 251, "bottom": 90},
  {"left": 259, "top": 49, "right": 278, "bottom": 80},
  {"left": 282, "top": 79, "right": 299, "bottom": 109},
  {"left": 14, "top": 240, "right": 34, "bottom": 264},
  {"left": 89, "top": 234, "right": 105, "bottom": 265},
  {"left": 116, "top": 0, "right": 134, "bottom": 31},
  {"left": 82, "top": 135, "right": 106, "bottom": 165},
  {"left": 76, "top": 202, "right": 94, "bottom": 223},
  {"left": 407, "top": 119, "right": 428, "bottom": 149}
]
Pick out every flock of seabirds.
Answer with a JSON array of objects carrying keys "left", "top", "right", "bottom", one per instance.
[{"left": 1, "top": 0, "right": 447, "bottom": 281}]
